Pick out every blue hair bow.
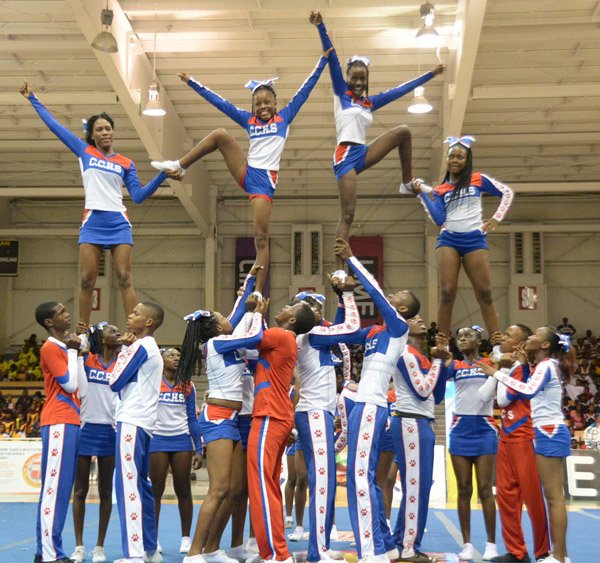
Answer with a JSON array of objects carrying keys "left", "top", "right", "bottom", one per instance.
[
  {"left": 244, "top": 77, "right": 279, "bottom": 92},
  {"left": 294, "top": 291, "right": 326, "bottom": 305},
  {"left": 471, "top": 324, "right": 484, "bottom": 336},
  {"left": 557, "top": 333, "right": 571, "bottom": 352},
  {"left": 445, "top": 135, "right": 476, "bottom": 149},
  {"left": 346, "top": 55, "right": 371, "bottom": 67},
  {"left": 184, "top": 310, "right": 212, "bottom": 322}
]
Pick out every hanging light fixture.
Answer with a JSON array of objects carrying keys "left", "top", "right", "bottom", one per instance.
[
  {"left": 91, "top": 3, "right": 118, "bottom": 53},
  {"left": 407, "top": 49, "right": 433, "bottom": 114},
  {"left": 407, "top": 86, "right": 433, "bottom": 114},
  {"left": 415, "top": 2, "right": 440, "bottom": 49},
  {"left": 142, "top": 33, "right": 166, "bottom": 117}
]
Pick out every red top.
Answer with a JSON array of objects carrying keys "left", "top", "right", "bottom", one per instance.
[
  {"left": 499, "top": 364, "right": 534, "bottom": 442},
  {"left": 252, "top": 327, "right": 298, "bottom": 421},
  {"left": 40, "top": 338, "right": 81, "bottom": 427}
]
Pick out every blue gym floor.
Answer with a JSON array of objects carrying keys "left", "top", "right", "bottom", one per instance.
[{"left": 1, "top": 503, "right": 598, "bottom": 563}]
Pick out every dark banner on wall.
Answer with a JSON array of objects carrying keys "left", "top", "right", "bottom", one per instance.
[
  {"left": 235, "top": 237, "right": 270, "bottom": 298},
  {"left": 0, "top": 240, "right": 19, "bottom": 276},
  {"left": 349, "top": 236, "right": 383, "bottom": 326}
]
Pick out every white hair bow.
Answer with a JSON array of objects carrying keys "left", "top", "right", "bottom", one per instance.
[
  {"left": 184, "top": 310, "right": 212, "bottom": 322},
  {"left": 244, "top": 77, "right": 279, "bottom": 93},
  {"left": 445, "top": 135, "right": 476, "bottom": 149},
  {"left": 346, "top": 55, "right": 371, "bottom": 67}
]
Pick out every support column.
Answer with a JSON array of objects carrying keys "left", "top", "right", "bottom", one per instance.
[{"left": 204, "top": 187, "right": 219, "bottom": 310}]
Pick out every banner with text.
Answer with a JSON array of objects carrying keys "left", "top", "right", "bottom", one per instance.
[
  {"left": 0, "top": 240, "right": 19, "bottom": 276},
  {"left": 349, "top": 236, "right": 384, "bottom": 326},
  {"left": 0, "top": 439, "right": 42, "bottom": 497}
]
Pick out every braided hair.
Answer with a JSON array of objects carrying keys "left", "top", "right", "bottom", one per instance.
[
  {"left": 543, "top": 326, "right": 576, "bottom": 381},
  {"left": 88, "top": 323, "right": 106, "bottom": 355},
  {"left": 175, "top": 315, "right": 219, "bottom": 386},
  {"left": 85, "top": 112, "right": 114, "bottom": 146}
]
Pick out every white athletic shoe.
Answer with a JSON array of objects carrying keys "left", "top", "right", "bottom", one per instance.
[
  {"left": 458, "top": 542, "right": 474, "bottom": 560},
  {"left": 157, "top": 540, "right": 163, "bottom": 554},
  {"left": 143, "top": 550, "right": 163, "bottom": 563},
  {"left": 287, "top": 525, "right": 305, "bottom": 541},
  {"left": 113, "top": 559, "right": 143, "bottom": 563},
  {"left": 285, "top": 516, "right": 294, "bottom": 529},
  {"left": 329, "top": 524, "right": 339, "bottom": 541},
  {"left": 482, "top": 543, "right": 498, "bottom": 560},
  {"left": 183, "top": 556, "right": 207, "bottom": 563},
  {"left": 229, "top": 545, "right": 259, "bottom": 563},
  {"left": 386, "top": 548, "right": 399, "bottom": 560},
  {"left": 323, "top": 549, "right": 345, "bottom": 560},
  {"left": 203, "top": 549, "right": 239, "bottom": 563},
  {"left": 179, "top": 537, "right": 192, "bottom": 554},
  {"left": 70, "top": 545, "right": 86, "bottom": 562},
  {"left": 244, "top": 538, "right": 259, "bottom": 554},
  {"left": 90, "top": 546, "right": 107, "bottom": 563},
  {"left": 536, "top": 557, "right": 560, "bottom": 563},
  {"left": 151, "top": 160, "right": 186, "bottom": 176}
]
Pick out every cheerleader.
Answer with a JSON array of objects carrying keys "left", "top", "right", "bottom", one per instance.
[
  {"left": 446, "top": 327, "right": 499, "bottom": 561},
  {"left": 411, "top": 136, "right": 514, "bottom": 338},
  {"left": 478, "top": 328, "right": 575, "bottom": 563},
  {"left": 390, "top": 316, "right": 449, "bottom": 562},
  {"left": 334, "top": 239, "right": 419, "bottom": 561},
  {"left": 70, "top": 323, "right": 120, "bottom": 563},
  {"left": 34, "top": 302, "right": 82, "bottom": 563},
  {"left": 310, "top": 12, "right": 443, "bottom": 274},
  {"left": 151, "top": 48, "right": 331, "bottom": 296},
  {"left": 176, "top": 282, "right": 267, "bottom": 563},
  {"left": 293, "top": 280, "right": 360, "bottom": 561},
  {"left": 19, "top": 81, "right": 177, "bottom": 326},
  {"left": 149, "top": 348, "right": 202, "bottom": 555},
  {"left": 484, "top": 325, "right": 550, "bottom": 563}
]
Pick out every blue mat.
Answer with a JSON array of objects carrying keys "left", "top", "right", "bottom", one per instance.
[{"left": 1, "top": 502, "right": 597, "bottom": 562}]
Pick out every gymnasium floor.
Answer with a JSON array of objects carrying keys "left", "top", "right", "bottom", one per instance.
[{"left": 1, "top": 501, "right": 598, "bottom": 563}]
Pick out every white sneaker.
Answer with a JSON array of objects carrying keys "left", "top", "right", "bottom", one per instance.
[
  {"left": 143, "top": 551, "right": 163, "bottom": 563},
  {"left": 113, "top": 559, "right": 143, "bottom": 563},
  {"left": 244, "top": 538, "right": 259, "bottom": 554},
  {"left": 180, "top": 537, "right": 192, "bottom": 554},
  {"left": 229, "top": 546, "right": 259, "bottom": 563},
  {"left": 536, "top": 557, "right": 559, "bottom": 563},
  {"left": 458, "top": 543, "right": 473, "bottom": 560},
  {"left": 183, "top": 556, "right": 207, "bottom": 563},
  {"left": 157, "top": 540, "right": 163, "bottom": 554},
  {"left": 90, "top": 546, "right": 107, "bottom": 563},
  {"left": 287, "top": 525, "right": 305, "bottom": 541},
  {"left": 203, "top": 549, "right": 238, "bottom": 563},
  {"left": 386, "top": 548, "right": 399, "bottom": 560},
  {"left": 151, "top": 160, "right": 186, "bottom": 176},
  {"left": 324, "top": 549, "right": 345, "bottom": 560},
  {"left": 70, "top": 545, "right": 85, "bottom": 562},
  {"left": 482, "top": 543, "right": 498, "bottom": 560},
  {"left": 330, "top": 524, "right": 339, "bottom": 541},
  {"left": 285, "top": 516, "right": 293, "bottom": 529}
]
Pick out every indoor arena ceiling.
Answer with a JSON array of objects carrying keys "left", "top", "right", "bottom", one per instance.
[{"left": 0, "top": 0, "right": 599, "bottom": 233}]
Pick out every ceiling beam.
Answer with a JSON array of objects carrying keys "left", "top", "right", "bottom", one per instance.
[
  {"left": 66, "top": 0, "right": 211, "bottom": 234},
  {"left": 429, "top": 0, "right": 487, "bottom": 180},
  {"left": 472, "top": 84, "right": 600, "bottom": 99}
]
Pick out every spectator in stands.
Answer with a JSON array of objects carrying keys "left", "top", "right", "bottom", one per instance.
[
  {"left": 23, "top": 333, "right": 40, "bottom": 358},
  {"left": 577, "top": 385, "right": 594, "bottom": 408},
  {"left": 556, "top": 317, "right": 576, "bottom": 336},
  {"left": 15, "top": 388, "right": 33, "bottom": 412}
]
